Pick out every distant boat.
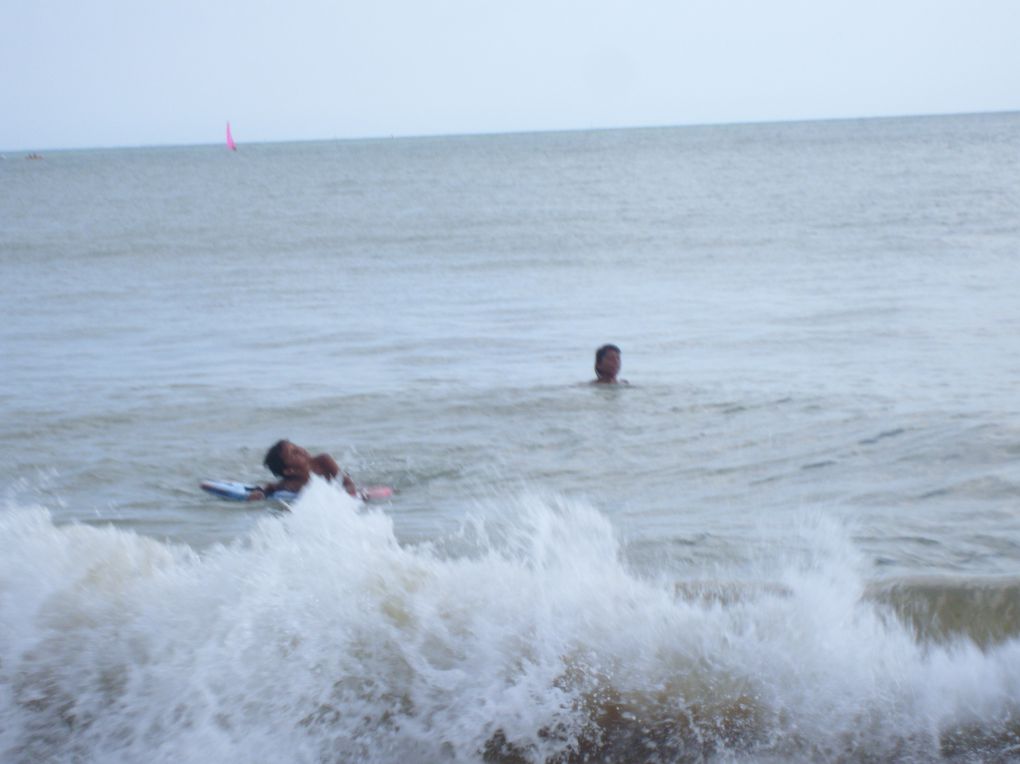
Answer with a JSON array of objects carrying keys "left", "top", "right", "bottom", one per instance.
[{"left": 226, "top": 122, "right": 237, "bottom": 151}]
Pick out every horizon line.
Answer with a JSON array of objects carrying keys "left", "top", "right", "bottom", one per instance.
[{"left": 4, "top": 107, "right": 1018, "bottom": 155}]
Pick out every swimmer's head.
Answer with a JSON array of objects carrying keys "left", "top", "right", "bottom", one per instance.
[
  {"left": 594, "top": 344, "right": 621, "bottom": 382},
  {"left": 264, "top": 439, "right": 311, "bottom": 477}
]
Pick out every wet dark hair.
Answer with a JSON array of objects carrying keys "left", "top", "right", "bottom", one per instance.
[
  {"left": 595, "top": 344, "right": 621, "bottom": 365},
  {"left": 263, "top": 440, "right": 289, "bottom": 477}
]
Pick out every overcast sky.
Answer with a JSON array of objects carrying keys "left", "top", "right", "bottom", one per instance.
[{"left": 3, "top": 0, "right": 1018, "bottom": 151}]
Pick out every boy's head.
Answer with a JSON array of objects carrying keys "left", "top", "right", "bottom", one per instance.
[
  {"left": 594, "top": 344, "right": 621, "bottom": 380},
  {"left": 263, "top": 440, "right": 311, "bottom": 477}
]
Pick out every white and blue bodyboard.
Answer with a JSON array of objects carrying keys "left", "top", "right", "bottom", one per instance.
[{"left": 200, "top": 480, "right": 298, "bottom": 503}]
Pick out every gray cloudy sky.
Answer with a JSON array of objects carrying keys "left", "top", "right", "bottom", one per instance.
[{"left": 3, "top": 0, "right": 1018, "bottom": 150}]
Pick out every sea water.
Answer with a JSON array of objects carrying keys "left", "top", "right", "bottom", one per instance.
[{"left": 1, "top": 112, "right": 1019, "bottom": 761}]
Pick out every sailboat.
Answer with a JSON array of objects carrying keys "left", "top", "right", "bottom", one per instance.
[{"left": 226, "top": 121, "right": 237, "bottom": 151}]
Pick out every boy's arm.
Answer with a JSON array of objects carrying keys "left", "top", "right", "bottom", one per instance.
[
  {"left": 341, "top": 473, "right": 357, "bottom": 497},
  {"left": 315, "top": 454, "right": 358, "bottom": 496},
  {"left": 314, "top": 454, "right": 341, "bottom": 480}
]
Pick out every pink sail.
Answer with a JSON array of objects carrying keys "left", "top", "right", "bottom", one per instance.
[{"left": 226, "top": 121, "right": 237, "bottom": 151}]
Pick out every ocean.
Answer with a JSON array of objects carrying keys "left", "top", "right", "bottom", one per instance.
[{"left": 1, "top": 112, "right": 1019, "bottom": 762}]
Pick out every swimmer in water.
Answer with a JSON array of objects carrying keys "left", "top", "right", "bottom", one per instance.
[
  {"left": 250, "top": 439, "right": 358, "bottom": 499},
  {"left": 593, "top": 343, "right": 626, "bottom": 384}
]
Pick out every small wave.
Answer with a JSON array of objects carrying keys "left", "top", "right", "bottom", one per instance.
[
  {"left": 858, "top": 427, "right": 906, "bottom": 445},
  {"left": 919, "top": 475, "right": 1020, "bottom": 501},
  {"left": 801, "top": 459, "right": 837, "bottom": 470},
  {"left": 867, "top": 576, "right": 1020, "bottom": 649}
]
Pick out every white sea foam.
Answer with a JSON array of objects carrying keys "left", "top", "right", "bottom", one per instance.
[{"left": 2, "top": 482, "right": 1019, "bottom": 762}]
